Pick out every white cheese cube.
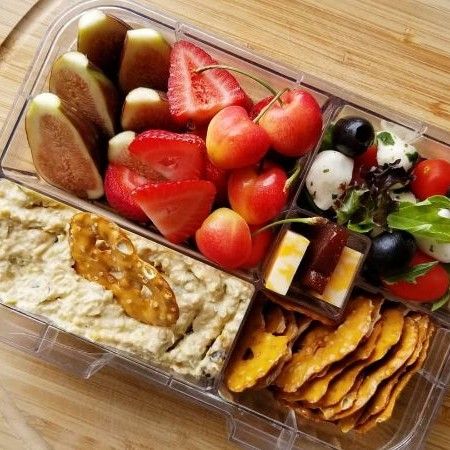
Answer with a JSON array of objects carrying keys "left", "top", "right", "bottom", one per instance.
[
  {"left": 315, "top": 246, "right": 363, "bottom": 308},
  {"left": 264, "top": 230, "right": 310, "bottom": 296}
]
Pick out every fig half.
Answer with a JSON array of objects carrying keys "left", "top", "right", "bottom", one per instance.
[
  {"left": 77, "top": 9, "right": 130, "bottom": 78},
  {"left": 118, "top": 28, "right": 171, "bottom": 94},
  {"left": 108, "top": 130, "right": 136, "bottom": 168},
  {"left": 49, "top": 51, "right": 119, "bottom": 137},
  {"left": 121, "top": 88, "right": 172, "bottom": 132},
  {"left": 25, "top": 93, "right": 104, "bottom": 199}
]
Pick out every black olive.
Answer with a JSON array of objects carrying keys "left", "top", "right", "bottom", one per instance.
[
  {"left": 332, "top": 116, "right": 375, "bottom": 157},
  {"left": 366, "top": 230, "right": 416, "bottom": 277}
]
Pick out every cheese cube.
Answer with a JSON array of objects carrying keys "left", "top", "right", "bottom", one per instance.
[
  {"left": 315, "top": 246, "right": 363, "bottom": 308},
  {"left": 264, "top": 230, "right": 310, "bottom": 295}
]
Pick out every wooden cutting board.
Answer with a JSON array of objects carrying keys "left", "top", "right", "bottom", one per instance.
[{"left": 0, "top": 1, "right": 449, "bottom": 449}]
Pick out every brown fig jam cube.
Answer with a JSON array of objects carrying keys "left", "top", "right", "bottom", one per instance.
[{"left": 296, "top": 222, "right": 348, "bottom": 294}]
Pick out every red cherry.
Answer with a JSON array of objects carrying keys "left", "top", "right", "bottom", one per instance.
[
  {"left": 195, "top": 208, "right": 252, "bottom": 269},
  {"left": 258, "top": 89, "right": 322, "bottom": 157},
  {"left": 241, "top": 227, "right": 274, "bottom": 269},
  {"left": 206, "top": 106, "right": 271, "bottom": 169},
  {"left": 205, "top": 159, "right": 230, "bottom": 205},
  {"left": 228, "top": 162, "right": 288, "bottom": 225}
]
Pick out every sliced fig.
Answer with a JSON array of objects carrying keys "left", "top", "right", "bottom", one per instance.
[
  {"left": 108, "top": 130, "right": 136, "bottom": 166},
  {"left": 121, "top": 88, "right": 172, "bottom": 132},
  {"left": 49, "top": 51, "right": 119, "bottom": 137},
  {"left": 107, "top": 130, "right": 160, "bottom": 180},
  {"left": 118, "top": 28, "right": 171, "bottom": 94},
  {"left": 77, "top": 9, "right": 130, "bottom": 77},
  {"left": 25, "top": 93, "right": 104, "bottom": 199}
]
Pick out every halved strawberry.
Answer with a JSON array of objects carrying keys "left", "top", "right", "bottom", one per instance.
[
  {"left": 104, "top": 164, "right": 149, "bottom": 221},
  {"left": 167, "top": 40, "right": 247, "bottom": 125},
  {"left": 129, "top": 129, "right": 206, "bottom": 181},
  {"left": 132, "top": 180, "right": 216, "bottom": 244}
]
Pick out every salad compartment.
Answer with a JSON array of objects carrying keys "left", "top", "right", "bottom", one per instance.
[
  {"left": 0, "top": 1, "right": 449, "bottom": 450},
  {"left": 296, "top": 102, "right": 450, "bottom": 325}
]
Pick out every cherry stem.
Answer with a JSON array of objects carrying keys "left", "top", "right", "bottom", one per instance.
[
  {"left": 195, "top": 64, "right": 278, "bottom": 96},
  {"left": 283, "top": 160, "right": 303, "bottom": 193},
  {"left": 253, "top": 216, "right": 327, "bottom": 235},
  {"left": 253, "top": 88, "right": 288, "bottom": 124}
]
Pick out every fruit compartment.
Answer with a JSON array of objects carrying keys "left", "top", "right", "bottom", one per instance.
[
  {"left": 217, "top": 291, "right": 450, "bottom": 450},
  {"left": 0, "top": 2, "right": 332, "bottom": 288},
  {"left": 297, "top": 101, "right": 450, "bottom": 327},
  {"left": 259, "top": 207, "right": 372, "bottom": 321}
]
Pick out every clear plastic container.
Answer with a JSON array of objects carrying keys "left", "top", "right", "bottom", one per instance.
[{"left": 0, "top": 1, "right": 449, "bottom": 449}]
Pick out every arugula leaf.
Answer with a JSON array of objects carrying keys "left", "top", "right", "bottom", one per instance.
[
  {"left": 377, "top": 131, "right": 395, "bottom": 146},
  {"left": 383, "top": 261, "right": 438, "bottom": 284},
  {"left": 431, "top": 290, "right": 450, "bottom": 312},
  {"left": 348, "top": 218, "right": 375, "bottom": 233},
  {"left": 387, "top": 196, "right": 450, "bottom": 242},
  {"left": 336, "top": 188, "right": 367, "bottom": 225}
]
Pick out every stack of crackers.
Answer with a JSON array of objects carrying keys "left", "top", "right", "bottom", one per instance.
[{"left": 225, "top": 295, "right": 433, "bottom": 433}]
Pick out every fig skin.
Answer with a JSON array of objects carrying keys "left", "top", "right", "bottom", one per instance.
[
  {"left": 118, "top": 28, "right": 172, "bottom": 94},
  {"left": 121, "top": 88, "right": 173, "bottom": 132},
  {"left": 49, "top": 51, "right": 119, "bottom": 138},
  {"left": 77, "top": 9, "right": 130, "bottom": 78},
  {"left": 25, "top": 93, "right": 104, "bottom": 199}
]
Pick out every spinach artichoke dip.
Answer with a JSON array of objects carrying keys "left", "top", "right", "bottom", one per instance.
[{"left": 0, "top": 179, "right": 254, "bottom": 379}]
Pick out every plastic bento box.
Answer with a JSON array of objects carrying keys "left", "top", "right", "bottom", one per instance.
[{"left": 0, "top": 1, "right": 450, "bottom": 449}]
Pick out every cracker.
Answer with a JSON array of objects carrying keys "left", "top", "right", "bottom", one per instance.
[
  {"left": 319, "top": 306, "right": 405, "bottom": 410},
  {"left": 225, "top": 304, "right": 291, "bottom": 392},
  {"left": 264, "top": 303, "right": 286, "bottom": 335},
  {"left": 264, "top": 291, "right": 335, "bottom": 326},
  {"left": 330, "top": 316, "right": 418, "bottom": 421},
  {"left": 253, "top": 310, "right": 302, "bottom": 389},
  {"left": 69, "top": 212, "right": 178, "bottom": 326},
  {"left": 287, "top": 319, "right": 384, "bottom": 405},
  {"left": 275, "top": 296, "right": 374, "bottom": 393},
  {"left": 354, "top": 321, "right": 434, "bottom": 433},
  {"left": 356, "top": 314, "right": 430, "bottom": 428}
]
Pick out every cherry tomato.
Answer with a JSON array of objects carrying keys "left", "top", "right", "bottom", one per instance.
[
  {"left": 352, "top": 144, "right": 378, "bottom": 184},
  {"left": 411, "top": 159, "right": 450, "bottom": 200},
  {"left": 384, "top": 251, "right": 449, "bottom": 302}
]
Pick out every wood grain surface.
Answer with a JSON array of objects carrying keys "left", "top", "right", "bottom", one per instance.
[{"left": 0, "top": 1, "right": 449, "bottom": 449}]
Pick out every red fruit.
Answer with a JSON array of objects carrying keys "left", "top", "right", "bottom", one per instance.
[
  {"left": 129, "top": 130, "right": 206, "bottom": 181},
  {"left": 132, "top": 180, "right": 216, "bottom": 244},
  {"left": 352, "top": 144, "right": 378, "bottom": 184},
  {"left": 195, "top": 208, "right": 252, "bottom": 269},
  {"left": 411, "top": 159, "right": 450, "bottom": 200},
  {"left": 206, "top": 106, "right": 271, "bottom": 169},
  {"left": 188, "top": 123, "right": 208, "bottom": 141},
  {"left": 167, "top": 41, "right": 247, "bottom": 125},
  {"left": 241, "top": 227, "right": 273, "bottom": 269},
  {"left": 384, "top": 251, "right": 449, "bottom": 302},
  {"left": 258, "top": 89, "right": 323, "bottom": 157},
  {"left": 228, "top": 162, "right": 288, "bottom": 225},
  {"left": 249, "top": 96, "right": 271, "bottom": 120},
  {"left": 104, "top": 164, "right": 149, "bottom": 222},
  {"left": 205, "top": 159, "right": 229, "bottom": 204}
]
